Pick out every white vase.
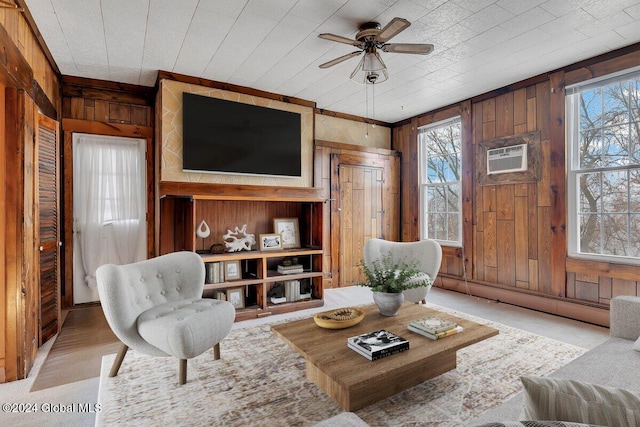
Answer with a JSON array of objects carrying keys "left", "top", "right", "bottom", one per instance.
[{"left": 372, "top": 291, "right": 404, "bottom": 316}]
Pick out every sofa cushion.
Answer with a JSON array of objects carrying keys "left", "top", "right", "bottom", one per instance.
[
  {"left": 634, "top": 336, "right": 640, "bottom": 352},
  {"left": 520, "top": 376, "right": 640, "bottom": 427},
  {"left": 474, "top": 422, "right": 605, "bottom": 427}
]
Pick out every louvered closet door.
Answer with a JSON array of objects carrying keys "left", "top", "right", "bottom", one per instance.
[{"left": 37, "top": 114, "right": 61, "bottom": 345}]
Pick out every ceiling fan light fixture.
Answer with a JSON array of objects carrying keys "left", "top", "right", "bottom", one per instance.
[
  {"left": 363, "top": 50, "right": 386, "bottom": 72},
  {"left": 350, "top": 51, "right": 388, "bottom": 84}
]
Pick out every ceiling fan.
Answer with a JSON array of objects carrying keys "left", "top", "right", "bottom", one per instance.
[{"left": 318, "top": 17, "right": 434, "bottom": 84}]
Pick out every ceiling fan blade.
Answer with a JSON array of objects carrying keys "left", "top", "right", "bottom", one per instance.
[
  {"left": 375, "top": 17, "right": 411, "bottom": 43},
  {"left": 319, "top": 51, "right": 362, "bottom": 69},
  {"left": 381, "top": 43, "right": 434, "bottom": 55},
  {"left": 318, "top": 33, "right": 364, "bottom": 47}
]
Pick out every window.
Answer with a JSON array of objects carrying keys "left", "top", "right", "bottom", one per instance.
[
  {"left": 418, "top": 117, "right": 462, "bottom": 246},
  {"left": 567, "top": 68, "right": 640, "bottom": 263}
]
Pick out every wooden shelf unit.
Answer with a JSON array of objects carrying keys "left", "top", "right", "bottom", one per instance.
[{"left": 159, "top": 182, "right": 326, "bottom": 321}]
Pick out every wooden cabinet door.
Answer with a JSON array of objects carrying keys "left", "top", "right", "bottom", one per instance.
[{"left": 36, "top": 114, "right": 60, "bottom": 345}]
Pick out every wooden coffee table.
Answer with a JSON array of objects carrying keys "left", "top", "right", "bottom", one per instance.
[{"left": 271, "top": 302, "right": 498, "bottom": 411}]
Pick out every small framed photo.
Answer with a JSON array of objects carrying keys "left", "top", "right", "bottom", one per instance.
[
  {"left": 226, "top": 287, "right": 244, "bottom": 309},
  {"left": 273, "top": 218, "right": 300, "bottom": 249},
  {"left": 259, "top": 233, "right": 282, "bottom": 251},
  {"left": 224, "top": 260, "right": 241, "bottom": 281}
]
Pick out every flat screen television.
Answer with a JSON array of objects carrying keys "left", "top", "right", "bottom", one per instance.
[{"left": 182, "top": 92, "right": 302, "bottom": 177}]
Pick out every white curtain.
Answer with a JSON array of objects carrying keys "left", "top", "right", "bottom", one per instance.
[{"left": 73, "top": 134, "right": 147, "bottom": 288}]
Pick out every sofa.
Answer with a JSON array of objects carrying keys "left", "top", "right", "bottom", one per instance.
[
  {"left": 314, "top": 296, "right": 640, "bottom": 427},
  {"left": 470, "top": 295, "right": 640, "bottom": 426}
]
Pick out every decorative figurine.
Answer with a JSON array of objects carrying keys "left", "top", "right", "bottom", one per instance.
[
  {"left": 223, "top": 224, "right": 256, "bottom": 252},
  {"left": 196, "top": 220, "right": 211, "bottom": 253}
]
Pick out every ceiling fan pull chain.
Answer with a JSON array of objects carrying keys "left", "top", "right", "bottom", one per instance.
[
  {"left": 372, "top": 82, "right": 376, "bottom": 127},
  {"left": 365, "top": 82, "right": 370, "bottom": 138}
]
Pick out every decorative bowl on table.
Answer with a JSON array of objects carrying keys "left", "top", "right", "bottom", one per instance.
[{"left": 313, "top": 307, "right": 365, "bottom": 329}]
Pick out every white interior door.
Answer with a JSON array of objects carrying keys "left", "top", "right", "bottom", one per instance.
[{"left": 72, "top": 133, "right": 147, "bottom": 304}]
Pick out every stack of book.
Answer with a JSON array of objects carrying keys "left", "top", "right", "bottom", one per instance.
[
  {"left": 277, "top": 263, "right": 304, "bottom": 274},
  {"left": 213, "top": 290, "right": 227, "bottom": 301},
  {"left": 347, "top": 329, "right": 409, "bottom": 361},
  {"left": 408, "top": 316, "right": 463, "bottom": 340},
  {"left": 284, "top": 280, "right": 300, "bottom": 301},
  {"left": 206, "top": 262, "right": 224, "bottom": 284}
]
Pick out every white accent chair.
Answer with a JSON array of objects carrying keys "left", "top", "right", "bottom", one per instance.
[
  {"left": 363, "top": 238, "right": 442, "bottom": 304},
  {"left": 96, "top": 251, "right": 236, "bottom": 385}
]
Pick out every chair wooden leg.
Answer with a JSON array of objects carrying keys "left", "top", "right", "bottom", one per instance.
[
  {"left": 179, "top": 359, "right": 187, "bottom": 385},
  {"left": 213, "top": 343, "right": 221, "bottom": 360},
  {"left": 109, "top": 344, "right": 129, "bottom": 378}
]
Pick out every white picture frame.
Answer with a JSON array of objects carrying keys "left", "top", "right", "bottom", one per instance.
[
  {"left": 259, "top": 233, "right": 283, "bottom": 251},
  {"left": 226, "top": 287, "right": 245, "bottom": 309},
  {"left": 224, "top": 260, "right": 241, "bottom": 281},
  {"left": 273, "top": 217, "right": 300, "bottom": 249}
]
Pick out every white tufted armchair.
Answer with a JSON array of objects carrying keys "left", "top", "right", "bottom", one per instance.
[
  {"left": 96, "top": 251, "right": 236, "bottom": 385},
  {"left": 364, "top": 238, "right": 442, "bottom": 304}
]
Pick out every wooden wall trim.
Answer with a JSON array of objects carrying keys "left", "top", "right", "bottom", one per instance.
[
  {"left": 436, "top": 275, "right": 610, "bottom": 327},
  {"left": 0, "top": 21, "right": 32, "bottom": 92},
  {"left": 62, "top": 124, "right": 155, "bottom": 308},
  {"left": 565, "top": 41, "right": 640, "bottom": 86},
  {"left": 159, "top": 181, "right": 325, "bottom": 201},
  {"left": 4, "top": 87, "right": 25, "bottom": 381},
  {"left": 548, "top": 71, "right": 567, "bottom": 297},
  {"left": 415, "top": 104, "right": 463, "bottom": 128},
  {"left": 315, "top": 139, "right": 399, "bottom": 157},
  {"left": 566, "top": 258, "right": 640, "bottom": 282},
  {"left": 460, "top": 100, "right": 474, "bottom": 272},
  {"left": 315, "top": 108, "right": 391, "bottom": 128},
  {"left": 157, "top": 70, "right": 316, "bottom": 109},
  {"left": 61, "top": 118, "right": 153, "bottom": 138},
  {"left": 61, "top": 76, "right": 155, "bottom": 106},
  {"left": 31, "top": 79, "right": 56, "bottom": 119}
]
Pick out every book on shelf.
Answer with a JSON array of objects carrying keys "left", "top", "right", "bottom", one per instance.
[
  {"left": 277, "top": 264, "right": 304, "bottom": 274},
  {"left": 408, "top": 324, "right": 464, "bottom": 340},
  {"left": 270, "top": 296, "right": 287, "bottom": 304},
  {"left": 284, "top": 280, "right": 300, "bottom": 302},
  {"left": 408, "top": 316, "right": 458, "bottom": 335},
  {"left": 347, "top": 329, "right": 409, "bottom": 361},
  {"left": 206, "top": 262, "right": 224, "bottom": 284}
]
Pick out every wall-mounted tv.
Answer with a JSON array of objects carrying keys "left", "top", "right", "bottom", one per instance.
[{"left": 182, "top": 92, "right": 302, "bottom": 178}]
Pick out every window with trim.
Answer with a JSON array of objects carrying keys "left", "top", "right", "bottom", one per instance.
[
  {"left": 566, "top": 68, "right": 640, "bottom": 263},
  {"left": 418, "top": 117, "right": 462, "bottom": 246}
]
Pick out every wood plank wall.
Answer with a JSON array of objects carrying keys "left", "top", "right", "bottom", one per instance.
[
  {"left": 0, "top": 4, "right": 59, "bottom": 113},
  {"left": 61, "top": 76, "right": 153, "bottom": 126},
  {"left": 1, "top": 3, "right": 59, "bottom": 383},
  {"left": 392, "top": 44, "right": 640, "bottom": 319}
]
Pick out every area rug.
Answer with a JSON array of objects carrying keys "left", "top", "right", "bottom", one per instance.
[{"left": 96, "top": 304, "right": 587, "bottom": 427}]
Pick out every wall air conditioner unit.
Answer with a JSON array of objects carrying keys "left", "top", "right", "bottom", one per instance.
[{"left": 487, "top": 143, "right": 527, "bottom": 175}]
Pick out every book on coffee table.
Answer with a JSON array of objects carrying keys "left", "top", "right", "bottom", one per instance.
[
  {"left": 408, "top": 324, "right": 464, "bottom": 340},
  {"left": 347, "top": 329, "right": 409, "bottom": 361},
  {"left": 408, "top": 316, "right": 458, "bottom": 335}
]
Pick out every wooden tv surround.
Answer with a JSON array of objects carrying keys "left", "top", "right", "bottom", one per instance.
[{"left": 159, "top": 182, "right": 326, "bottom": 321}]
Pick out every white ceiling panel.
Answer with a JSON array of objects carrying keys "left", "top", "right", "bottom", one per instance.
[{"left": 22, "top": 0, "right": 640, "bottom": 123}]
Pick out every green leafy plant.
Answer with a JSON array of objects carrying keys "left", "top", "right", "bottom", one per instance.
[{"left": 355, "top": 252, "right": 432, "bottom": 293}]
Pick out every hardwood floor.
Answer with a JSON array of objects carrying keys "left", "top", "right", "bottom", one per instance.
[{"left": 30, "top": 305, "right": 120, "bottom": 391}]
